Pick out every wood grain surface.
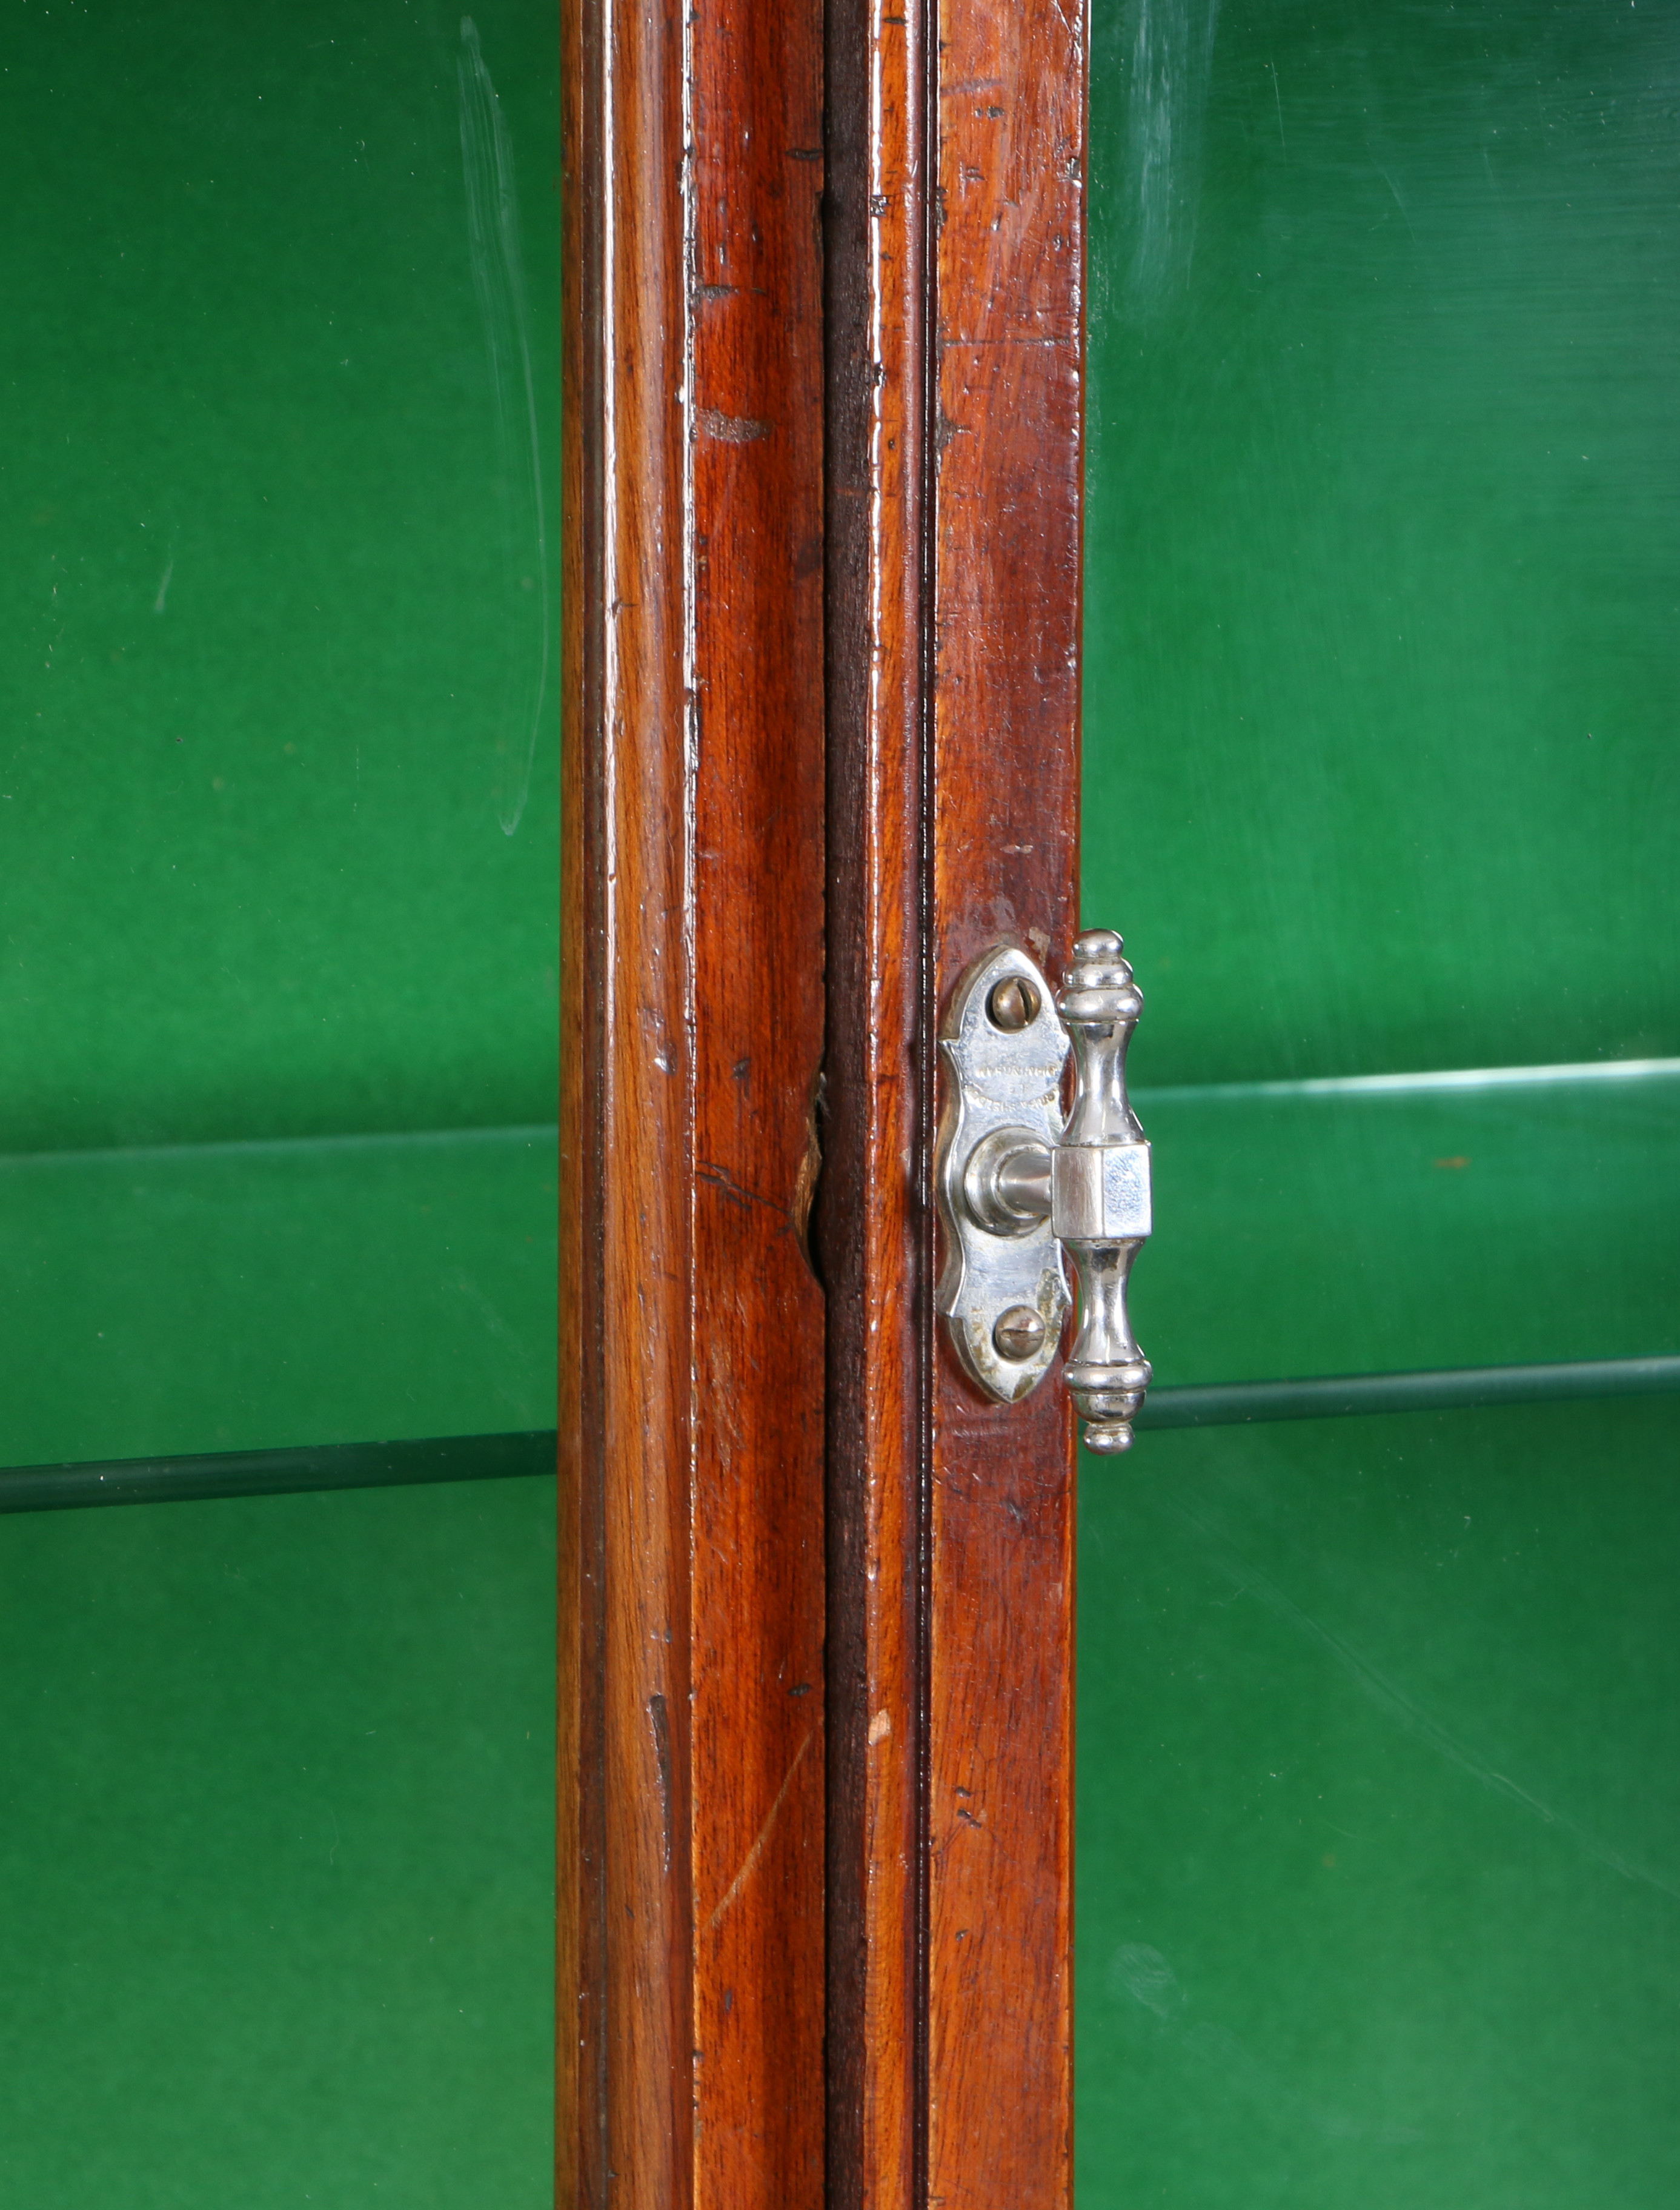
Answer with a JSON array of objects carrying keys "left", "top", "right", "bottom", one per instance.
[
  {"left": 822, "top": 0, "right": 927, "bottom": 2201},
  {"left": 566, "top": 0, "right": 1084, "bottom": 2188},
  {"left": 825, "top": 0, "right": 1085, "bottom": 2203},
  {"left": 560, "top": 0, "right": 826, "bottom": 2197},
  {"left": 928, "top": 0, "right": 1084, "bottom": 2201}
]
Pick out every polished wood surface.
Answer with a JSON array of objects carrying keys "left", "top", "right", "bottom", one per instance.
[
  {"left": 822, "top": 0, "right": 926, "bottom": 2197},
  {"left": 566, "top": 0, "right": 1083, "bottom": 2189},
  {"left": 825, "top": 0, "right": 1084, "bottom": 2203},
  {"left": 927, "top": 0, "right": 1084, "bottom": 2202},
  {"left": 560, "top": 0, "right": 826, "bottom": 2197}
]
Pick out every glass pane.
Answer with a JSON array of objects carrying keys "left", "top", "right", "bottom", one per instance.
[
  {"left": 0, "top": 8, "right": 559, "bottom": 2199},
  {"left": 0, "top": 1478, "right": 554, "bottom": 2206},
  {"left": 0, "top": 0, "right": 560, "bottom": 1465},
  {"left": 1080, "top": 4, "right": 1680, "bottom": 2202},
  {"left": 1082, "top": 0, "right": 1680, "bottom": 1381},
  {"left": 1078, "top": 1397, "right": 1680, "bottom": 2208},
  {"left": 1084, "top": 0, "right": 1680, "bottom": 1088}
]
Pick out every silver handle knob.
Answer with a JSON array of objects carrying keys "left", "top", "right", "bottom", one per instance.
[
  {"left": 1054, "top": 931, "right": 1152, "bottom": 1453},
  {"left": 935, "top": 931, "right": 1153, "bottom": 1451}
]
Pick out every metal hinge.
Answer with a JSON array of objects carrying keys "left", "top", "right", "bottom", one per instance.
[{"left": 935, "top": 930, "right": 1152, "bottom": 1453}]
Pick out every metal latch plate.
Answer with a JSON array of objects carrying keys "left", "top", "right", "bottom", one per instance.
[{"left": 934, "top": 944, "right": 1071, "bottom": 1402}]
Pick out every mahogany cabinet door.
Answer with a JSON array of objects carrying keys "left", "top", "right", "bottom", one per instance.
[{"left": 560, "top": 0, "right": 1084, "bottom": 2198}]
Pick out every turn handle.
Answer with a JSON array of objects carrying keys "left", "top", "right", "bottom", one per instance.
[{"left": 935, "top": 929, "right": 1153, "bottom": 1451}]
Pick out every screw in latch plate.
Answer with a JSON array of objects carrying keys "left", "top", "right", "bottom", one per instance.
[
  {"left": 986, "top": 975, "right": 1040, "bottom": 1033},
  {"left": 993, "top": 1306, "right": 1048, "bottom": 1362}
]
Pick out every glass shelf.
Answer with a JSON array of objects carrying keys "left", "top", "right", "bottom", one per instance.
[{"left": 1134, "top": 1069, "right": 1680, "bottom": 1390}]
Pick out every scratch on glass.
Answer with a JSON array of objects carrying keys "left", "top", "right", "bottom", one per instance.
[{"left": 459, "top": 16, "right": 551, "bottom": 836}]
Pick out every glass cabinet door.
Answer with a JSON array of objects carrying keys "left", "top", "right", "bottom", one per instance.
[
  {"left": 1078, "top": 5, "right": 1680, "bottom": 2203},
  {"left": 0, "top": 8, "right": 560, "bottom": 2200}
]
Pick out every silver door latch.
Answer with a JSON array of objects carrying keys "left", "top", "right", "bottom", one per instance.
[{"left": 935, "top": 930, "right": 1152, "bottom": 1453}]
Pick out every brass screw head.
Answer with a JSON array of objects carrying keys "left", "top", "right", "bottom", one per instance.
[
  {"left": 987, "top": 975, "right": 1040, "bottom": 1032},
  {"left": 994, "top": 1305, "right": 1047, "bottom": 1362}
]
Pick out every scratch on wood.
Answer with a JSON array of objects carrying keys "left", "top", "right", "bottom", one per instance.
[
  {"left": 648, "top": 1692, "right": 675, "bottom": 1874},
  {"left": 698, "top": 1159, "right": 793, "bottom": 1223},
  {"left": 697, "top": 407, "right": 773, "bottom": 442},
  {"left": 705, "top": 1724, "right": 817, "bottom": 1933}
]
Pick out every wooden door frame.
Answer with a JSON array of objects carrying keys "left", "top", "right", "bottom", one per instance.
[{"left": 560, "top": 0, "right": 1086, "bottom": 2198}]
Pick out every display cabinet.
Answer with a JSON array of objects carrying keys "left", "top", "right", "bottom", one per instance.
[{"left": 2, "top": 2, "right": 1676, "bottom": 2206}]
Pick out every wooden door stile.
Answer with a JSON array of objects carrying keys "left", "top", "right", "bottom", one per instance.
[
  {"left": 824, "top": 0, "right": 1086, "bottom": 2204},
  {"left": 822, "top": 0, "right": 928, "bottom": 2198},
  {"left": 565, "top": 0, "right": 1086, "bottom": 2191},
  {"left": 559, "top": 0, "right": 828, "bottom": 2197}
]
